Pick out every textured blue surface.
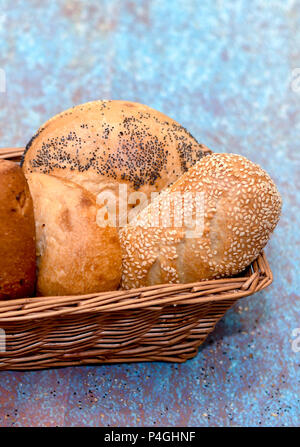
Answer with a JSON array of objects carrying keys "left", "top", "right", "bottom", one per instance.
[{"left": 0, "top": 0, "right": 299, "bottom": 427}]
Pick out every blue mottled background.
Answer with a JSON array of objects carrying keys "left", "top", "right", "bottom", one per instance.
[{"left": 0, "top": 0, "right": 299, "bottom": 427}]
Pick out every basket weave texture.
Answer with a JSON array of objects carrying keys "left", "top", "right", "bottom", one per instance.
[{"left": 0, "top": 148, "right": 273, "bottom": 370}]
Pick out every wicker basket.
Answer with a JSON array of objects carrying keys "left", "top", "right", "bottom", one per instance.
[{"left": 0, "top": 147, "right": 273, "bottom": 370}]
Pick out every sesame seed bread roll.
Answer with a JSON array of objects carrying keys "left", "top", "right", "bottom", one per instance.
[
  {"left": 26, "top": 173, "right": 122, "bottom": 296},
  {"left": 120, "top": 154, "right": 282, "bottom": 289},
  {"left": 0, "top": 160, "right": 36, "bottom": 299},
  {"left": 21, "top": 100, "right": 210, "bottom": 225}
]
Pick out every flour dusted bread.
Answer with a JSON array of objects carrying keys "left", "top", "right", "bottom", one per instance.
[
  {"left": 26, "top": 173, "right": 122, "bottom": 296},
  {"left": 120, "top": 154, "right": 282, "bottom": 289},
  {"left": 0, "top": 160, "right": 36, "bottom": 299},
  {"left": 21, "top": 100, "right": 210, "bottom": 225}
]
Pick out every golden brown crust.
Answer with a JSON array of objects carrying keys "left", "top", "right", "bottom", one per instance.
[
  {"left": 26, "top": 173, "right": 122, "bottom": 296},
  {"left": 0, "top": 160, "right": 36, "bottom": 299},
  {"left": 21, "top": 100, "right": 210, "bottom": 224},
  {"left": 120, "top": 154, "right": 282, "bottom": 289}
]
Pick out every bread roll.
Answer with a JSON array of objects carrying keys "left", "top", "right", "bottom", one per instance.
[
  {"left": 21, "top": 100, "right": 210, "bottom": 225},
  {"left": 26, "top": 173, "right": 122, "bottom": 296},
  {"left": 120, "top": 153, "right": 282, "bottom": 289},
  {"left": 0, "top": 160, "right": 36, "bottom": 299}
]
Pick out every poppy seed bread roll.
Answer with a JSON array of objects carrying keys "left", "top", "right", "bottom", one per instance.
[
  {"left": 120, "top": 153, "right": 282, "bottom": 289},
  {"left": 0, "top": 160, "right": 36, "bottom": 299},
  {"left": 21, "top": 100, "right": 210, "bottom": 226},
  {"left": 26, "top": 173, "right": 122, "bottom": 296}
]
